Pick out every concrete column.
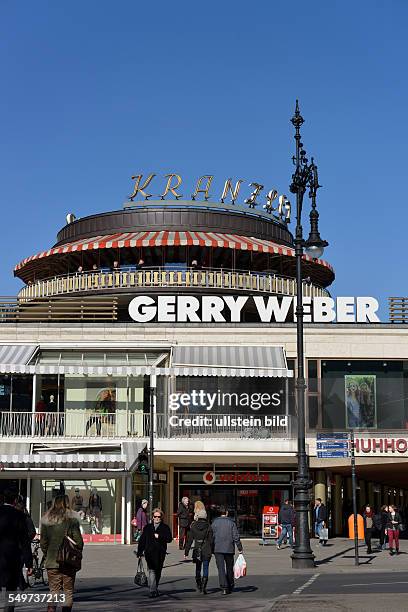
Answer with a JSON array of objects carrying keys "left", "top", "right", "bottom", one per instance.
[
  {"left": 367, "top": 482, "right": 374, "bottom": 508},
  {"left": 125, "top": 476, "right": 132, "bottom": 545},
  {"left": 333, "top": 474, "right": 343, "bottom": 536},
  {"left": 358, "top": 480, "right": 366, "bottom": 510},
  {"left": 314, "top": 470, "right": 326, "bottom": 504},
  {"left": 26, "top": 477, "right": 31, "bottom": 514},
  {"left": 121, "top": 476, "right": 126, "bottom": 545}
]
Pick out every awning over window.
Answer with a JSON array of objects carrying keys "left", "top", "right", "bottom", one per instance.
[
  {"left": 0, "top": 345, "right": 38, "bottom": 372},
  {"left": 0, "top": 350, "right": 168, "bottom": 376},
  {"left": 14, "top": 230, "right": 333, "bottom": 272},
  {"left": 169, "top": 345, "right": 292, "bottom": 378},
  {"left": 0, "top": 441, "right": 147, "bottom": 472}
]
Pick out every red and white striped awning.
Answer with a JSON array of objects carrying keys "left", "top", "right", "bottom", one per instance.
[{"left": 14, "top": 231, "right": 333, "bottom": 271}]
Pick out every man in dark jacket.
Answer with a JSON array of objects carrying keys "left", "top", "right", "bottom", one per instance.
[
  {"left": 137, "top": 508, "right": 172, "bottom": 598},
  {"left": 276, "top": 499, "right": 295, "bottom": 549},
  {"left": 211, "top": 506, "right": 243, "bottom": 595},
  {"left": 177, "top": 496, "right": 192, "bottom": 552},
  {"left": 0, "top": 489, "right": 33, "bottom": 612},
  {"left": 314, "top": 498, "right": 328, "bottom": 545}
]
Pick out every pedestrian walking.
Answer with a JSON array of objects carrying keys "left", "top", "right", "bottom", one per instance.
[
  {"left": 135, "top": 499, "right": 149, "bottom": 541},
  {"left": 276, "top": 499, "right": 295, "bottom": 549},
  {"left": 386, "top": 504, "right": 402, "bottom": 555},
  {"left": 177, "top": 496, "right": 192, "bottom": 554},
  {"left": 136, "top": 508, "right": 172, "bottom": 598},
  {"left": 0, "top": 489, "right": 33, "bottom": 612},
  {"left": 15, "top": 496, "right": 37, "bottom": 542},
  {"left": 193, "top": 500, "right": 205, "bottom": 519},
  {"left": 379, "top": 504, "right": 389, "bottom": 549},
  {"left": 211, "top": 506, "right": 243, "bottom": 595},
  {"left": 185, "top": 508, "right": 213, "bottom": 594},
  {"left": 40, "top": 494, "right": 84, "bottom": 612},
  {"left": 313, "top": 498, "right": 327, "bottom": 544},
  {"left": 362, "top": 504, "right": 375, "bottom": 554}
]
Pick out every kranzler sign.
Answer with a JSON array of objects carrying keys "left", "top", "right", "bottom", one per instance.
[{"left": 128, "top": 295, "right": 380, "bottom": 323}]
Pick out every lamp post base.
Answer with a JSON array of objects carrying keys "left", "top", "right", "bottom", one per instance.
[{"left": 291, "top": 551, "right": 316, "bottom": 569}]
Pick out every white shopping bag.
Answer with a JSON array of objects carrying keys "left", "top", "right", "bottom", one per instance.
[{"left": 233, "top": 553, "right": 247, "bottom": 579}]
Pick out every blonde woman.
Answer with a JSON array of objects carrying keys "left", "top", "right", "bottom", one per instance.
[
  {"left": 40, "top": 495, "right": 83, "bottom": 612},
  {"left": 194, "top": 500, "right": 205, "bottom": 520}
]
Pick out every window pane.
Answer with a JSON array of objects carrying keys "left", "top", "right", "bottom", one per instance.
[{"left": 308, "top": 360, "right": 318, "bottom": 393}]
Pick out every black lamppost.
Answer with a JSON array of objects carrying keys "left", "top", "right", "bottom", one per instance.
[{"left": 290, "top": 101, "right": 328, "bottom": 569}]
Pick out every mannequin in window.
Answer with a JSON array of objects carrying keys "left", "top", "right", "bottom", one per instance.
[{"left": 88, "top": 489, "right": 102, "bottom": 532}]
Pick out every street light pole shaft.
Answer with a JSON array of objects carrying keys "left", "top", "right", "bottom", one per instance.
[{"left": 291, "top": 101, "right": 315, "bottom": 568}]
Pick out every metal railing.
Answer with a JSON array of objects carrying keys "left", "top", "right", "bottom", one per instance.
[
  {"left": 0, "top": 411, "right": 297, "bottom": 440},
  {"left": 18, "top": 267, "right": 329, "bottom": 301},
  {"left": 389, "top": 297, "right": 408, "bottom": 323}
]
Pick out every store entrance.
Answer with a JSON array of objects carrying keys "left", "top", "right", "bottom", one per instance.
[{"left": 180, "top": 485, "right": 291, "bottom": 537}]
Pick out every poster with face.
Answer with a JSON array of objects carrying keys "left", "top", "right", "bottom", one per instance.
[
  {"left": 87, "top": 383, "right": 116, "bottom": 414},
  {"left": 345, "top": 374, "right": 376, "bottom": 429}
]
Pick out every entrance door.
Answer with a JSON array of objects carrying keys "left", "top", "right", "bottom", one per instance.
[
  {"left": 235, "top": 487, "right": 290, "bottom": 537},
  {"left": 179, "top": 485, "right": 292, "bottom": 537}
]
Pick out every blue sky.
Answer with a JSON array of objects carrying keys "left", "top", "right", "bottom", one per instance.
[{"left": 1, "top": 1, "right": 407, "bottom": 320}]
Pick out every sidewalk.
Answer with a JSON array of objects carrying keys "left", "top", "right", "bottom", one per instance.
[{"left": 79, "top": 537, "right": 408, "bottom": 578}]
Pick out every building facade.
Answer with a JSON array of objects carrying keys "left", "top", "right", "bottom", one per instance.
[{"left": 1, "top": 194, "right": 407, "bottom": 542}]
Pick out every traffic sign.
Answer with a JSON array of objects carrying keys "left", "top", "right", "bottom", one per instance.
[
  {"left": 317, "top": 441, "right": 349, "bottom": 450},
  {"left": 317, "top": 432, "right": 348, "bottom": 440},
  {"left": 317, "top": 450, "right": 350, "bottom": 458}
]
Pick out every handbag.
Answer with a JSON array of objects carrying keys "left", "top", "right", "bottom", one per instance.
[
  {"left": 56, "top": 528, "right": 83, "bottom": 572},
  {"left": 134, "top": 557, "right": 148, "bottom": 587}
]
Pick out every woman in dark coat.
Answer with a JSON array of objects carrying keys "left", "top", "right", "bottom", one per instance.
[
  {"left": 185, "top": 509, "right": 213, "bottom": 595},
  {"left": 137, "top": 508, "right": 172, "bottom": 598},
  {"left": 362, "top": 504, "right": 375, "bottom": 554},
  {"left": 0, "top": 489, "right": 33, "bottom": 607}
]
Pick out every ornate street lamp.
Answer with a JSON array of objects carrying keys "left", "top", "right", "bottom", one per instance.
[{"left": 290, "top": 100, "right": 328, "bottom": 569}]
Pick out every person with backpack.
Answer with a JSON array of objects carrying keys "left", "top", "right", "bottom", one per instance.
[
  {"left": 40, "top": 495, "right": 83, "bottom": 612},
  {"left": 185, "top": 508, "right": 213, "bottom": 595}
]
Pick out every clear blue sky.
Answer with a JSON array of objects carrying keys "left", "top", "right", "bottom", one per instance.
[{"left": 1, "top": 1, "right": 406, "bottom": 320}]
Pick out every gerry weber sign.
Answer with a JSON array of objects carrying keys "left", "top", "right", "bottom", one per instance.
[{"left": 128, "top": 295, "right": 380, "bottom": 323}]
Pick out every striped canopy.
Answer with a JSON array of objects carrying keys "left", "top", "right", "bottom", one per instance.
[{"left": 14, "top": 230, "right": 333, "bottom": 272}]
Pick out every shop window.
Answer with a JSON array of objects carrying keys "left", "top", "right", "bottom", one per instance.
[
  {"left": 308, "top": 360, "right": 318, "bottom": 393},
  {"left": 12, "top": 375, "right": 33, "bottom": 412},
  {"left": 0, "top": 375, "right": 11, "bottom": 411},
  {"left": 321, "top": 360, "right": 405, "bottom": 430}
]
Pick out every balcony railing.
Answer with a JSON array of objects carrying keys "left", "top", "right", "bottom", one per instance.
[
  {"left": 0, "top": 411, "right": 297, "bottom": 440},
  {"left": 18, "top": 268, "right": 329, "bottom": 301}
]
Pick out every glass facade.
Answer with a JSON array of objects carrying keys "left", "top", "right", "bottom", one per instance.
[{"left": 310, "top": 360, "right": 408, "bottom": 431}]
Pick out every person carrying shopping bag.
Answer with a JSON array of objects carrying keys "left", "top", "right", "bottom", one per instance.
[
  {"left": 211, "top": 506, "right": 243, "bottom": 595},
  {"left": 185, "top": 508, "right": 213, "bottom": 595},
  {"left": 136, "top": 508, "right": 172, "bottom": 598}
]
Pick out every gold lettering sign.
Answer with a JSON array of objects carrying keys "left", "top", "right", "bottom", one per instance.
[
  {"left": 161, "top": 173, "right": 183, "bottom": 199},
  {"left": 129, "top": 173, "right": 155, "bottom": 201},
  {"left": 245, "top": 182, "right": 264, "bottom": 208},
  {"left": 264, "top": 189, "right": 278, "bottom": 213},
  {"left": 191, "top": 175, "right": 214, "bottom": 200},
  {"left": 221, "top": 179, "right": 243, "bottom": 204},
  {"left": 278, "top": 194, "right": 291, "bottom": 222}
]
